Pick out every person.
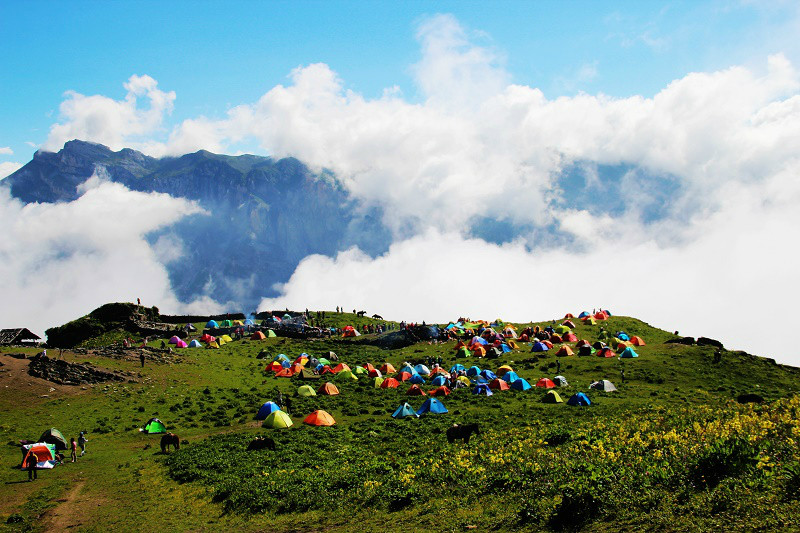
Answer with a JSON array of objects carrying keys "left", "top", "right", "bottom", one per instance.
[
  {"left": 71, "top": 437, "right": 77, "bottom": 462},
  {"left": 160, "top": 340, "right": 166, "bottom": 350},
  {"left": 137, "top": 298, "right": 141, "bottom": 306},
  {"left": 276, "top": 390, "right": 284, "bottom": 409},
  {"left": 284, "top": 395, "right": 292, "bottom": 415},
  {"left": 42, "top": 348, "right": 47, "bottom": 357},
  {"left": 556, "top": 360, "right": 561, "bottom": 374},
  {"left": 621, "top": 368, "right": 626, "bottom": 383},
  {"left": 25, "top": 449, "right": 38, "bottom": 481},
  {"left": 140, "top": 352, "right": 145, "bottom": 368},
  {"left": 58, "top": 348, "right": 63, "bottom": 359},
  {"left": 78, "top": 432, "right": 88, "bottom": 456}
]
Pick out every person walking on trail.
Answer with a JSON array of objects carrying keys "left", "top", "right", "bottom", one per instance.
[
  {"left": 25, "top": 449, "right": 39, "bottom": 481},
  {"left": 78, "top": 432, "right": 88, "bottom": 456},
  {"left": 70, "top": 438, "right": 77, "bottom": 462},
  {"left": 140, "top": 352, "right": 145, "bottom": 368}
]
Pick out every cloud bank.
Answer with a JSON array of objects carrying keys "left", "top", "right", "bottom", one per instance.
[{"left": 26, "top": 14, "right": 800, "bottom": 364}]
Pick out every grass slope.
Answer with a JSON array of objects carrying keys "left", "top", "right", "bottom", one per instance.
[{"left": 1, "top": 312, "right": 799, "bottom": 532}]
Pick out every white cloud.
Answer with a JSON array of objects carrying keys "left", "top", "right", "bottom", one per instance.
[
  {"left": 0, "top": 147, "right": 13, "bottom": 155},
  {"left": 0, "top": 174, "right": 220, "bottom": 338},
  {"left": 0, "top": 161, "right": 22, "bottom": 179},
  {"left": 43, "top": 74, "right": 175, "bottom": 153}
]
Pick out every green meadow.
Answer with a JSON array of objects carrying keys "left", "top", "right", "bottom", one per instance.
[{"left": 1, "top": 311, "right": 799, "bottom": 532}]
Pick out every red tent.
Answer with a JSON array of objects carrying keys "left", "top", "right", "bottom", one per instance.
[
  {"left": 488, "top": 378, "right": 510, "bottom": 391},
  {"left": 429, "top": 386, "right": 451, "bottom": 396},
  {"left": 303, "top": 410, "right": 336, "bottom": 426},
  {"left": 317, "top": 382, "right": 340, "bottom": 395},
  {"left": 406, "top": 384, "right": 427, "bottom": 396},
  {"left": 536, "top": 378, "right": 556, "bottom": 388},
  {"left": 379, "top": 363, "right": 396, "bottom": 375},
  {"left": 380, "top": 378, "right": 400, "bottom": 389}
]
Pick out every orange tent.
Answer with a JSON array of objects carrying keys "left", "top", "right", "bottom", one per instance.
[
  {"left": 320, "top": 365, "right": 335, "bottom": 375},
  {"left": 562, "top": 332, "right": 578, "bottom": 342},
  {"left": 332, "top": 363, "right": 351, "bottom": 373},
  {"left": 250, "top": 331, "right": 266, "bottom": 340},
  {"left": 406, "top": 384, "right": 427, "bottom": 396},
  {"left": 380, "top": 378, "right": 400, "bottom": 389},
  {"left": 303, "top": 410, "right": 336, "bottom": 426},
  {"left": 363, "top": 363, "right": 376, "bottom": 372},
  {"left": 489, "top": 378, "right": 510, "bottom": 390},
  {"left": 398, "top": 371, "right": 413, "bottom": 382},
  {"left": 290, "top": 363, "right": 304, "bottom": 374},
  {"left": 564, "top": 313, "right": 574, "bottom": 319},
  {"left": 379, "top": 363, "right": 396, "bottom": 375},
  {"left": 472, "top": 346, "right": 486, "bottom": 357},
  {"left": 274, "top": 367, "right": 294, "bottom": 377},
  {"left": 550, "top": 334, "right": 563, "bottom": 343},
  {"left": 429, "top": 386, "right": 451, "bottom": 396},
  {"left": 266, "top": 361, "right": 283, "bottom": 372},
  {"left": 576, "top": 339, "right": 590, "bottom": 348},
  {"left": 630, "top": 336, "right": 646, "bottom": 346},
  {"left": 496, "top": 365, "right": 513, "bottom": 376},
  {"left": 597, "top": 347, "right": 616, "bottom": 358},
  {"left": 556, "top": 345, "right": 574, "bottom": 357},
  {"left": 317, "top": 382, "right": 340, "bottom": 395}
]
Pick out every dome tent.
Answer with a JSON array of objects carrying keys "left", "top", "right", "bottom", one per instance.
[{"left": 141, "top": 418, "right": 167, "bottom": 434}]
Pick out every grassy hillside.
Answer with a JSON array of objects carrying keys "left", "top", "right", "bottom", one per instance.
[{"left": 1, "top": 311, "right": 798, "bottom": 532}]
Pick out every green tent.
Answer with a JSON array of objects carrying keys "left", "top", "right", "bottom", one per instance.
[
  {"left": 354, "top": 366, "right": 368, "bottom": 375},
  {"left": 554, "top": 325, "right": 571, "bottom": 334},
  {"left": 266, "top": 329, "right": 277, "bottom": 338},
  {"left": 297, "top": 385, "right": 317, "bottom": 397},
  {"left": 374, "top": 377, "right": 385, "bottom": 388},
  {"left": 38, "top": 428, "right": 68, "bottom": 450},
  {"left": 318, "top": 358, "right": 331, "bottom": 365},
  {"left": 337, "top": 370, "right": 358, "bottom": 381},
  {"left": 142, "top": 418, "right": 167, "bottom": 434},
  {"left": 263, "top": 410, "right": 293, "bottom": 429}
]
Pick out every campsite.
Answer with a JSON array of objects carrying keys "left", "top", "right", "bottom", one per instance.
[{"left": 1, "top": 306, "right": 799, "bottom": 532}]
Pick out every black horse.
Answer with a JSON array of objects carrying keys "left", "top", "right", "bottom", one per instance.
[
  {"left": 446, "top": 423, "right": 480, "bottom": 444},
  {"left": 372, "top": 314, "right": 383, "bottom": 320},
  {"left": 160, "top": 433, "right": 180, "bottom": 453},
  {"left": 246, "top": 436, "right": 276, "bottom": 451},
  {"left": 357, "top": 310, "right": 367, "bottom": 317}
]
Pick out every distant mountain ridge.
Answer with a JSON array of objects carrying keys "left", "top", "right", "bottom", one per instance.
[{"left": 3, "top": 140, "right": 391, "bottom": 310}]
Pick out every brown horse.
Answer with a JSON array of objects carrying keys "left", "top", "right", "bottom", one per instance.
[
  {"left": 446, "top": 423, "right": 480, "bottom": 444},
  {"left": 160, "top": 433, "right": 180, "bottom": 453}
]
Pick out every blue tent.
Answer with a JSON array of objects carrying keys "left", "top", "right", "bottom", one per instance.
[
  {"left": 604, "top": 310, "right": 613, "bottom": 316},
  {"left": 408, "top": 374, "right": 426, "bottom": 385},
  {"left": 500, "top": 344, "right": 512, "bottom": 353},
  {"left": 531, "top": 342, "right": 549, "bottom": 352},
  {"left": 431, "top": 375, "right": 447, "bottom": 386},
  {"left": 472, "top": 383, "right": 493, "bottom": 396},
  {"left": 480, "top": 369, "right": 497, "bottom": 380},
  {"left": 450, "top": 364, "right": 465, "bottom": 373},
  {"left": 274, "top": 353, "right": 290, "bottom": 362},
  {"left": 466, "top": 366, "right": 482, "bottom": 377},
  {"left": 244, "top": 318, "right": 255, "bottom": 325},
  {"left": 472, "top": 336, "right": 489, "bottom": 346},
  {"left": 392, "top": 402, "right": 419, "bottom": 418},
  {"left": 255, "top": 401, "right": 281, "bottom": 420},
  {"left": 616, "top": 332, "right": 630, "bottom": 341},
  {"left": 578, "top": 311, "right": 590, "bottom": 318},
  {"left": 416, "top": 398, "right": 448, "bottom": 415},
  {"left": 399, "top": 365, "right": 417, "bottom": 375},
  {"left": 206, "top": 320, "right": 219, "bottom": 328},
  {"left": 471, "top": 376, "right": 488, "bottom": 384},
  {"left": 510, "top": 378, "right": 532, "bottom": 391},
  {"left": 280, "top": 360, "right": 292, "bottom": 368},
  {"left": 620, "top": 347, "right": 639, "bottom": 358},
  {"left": 502, "top": 371, "right": 520, "bottom": 383},
  {"left": 544, "top": 326, "right": 554, "bottom": 334},
  {"left": 567, "top": 392, "right": 591, "bottom": 406},
  {"left": 188, "top": 339, "right": 202, "bottom": 348}
]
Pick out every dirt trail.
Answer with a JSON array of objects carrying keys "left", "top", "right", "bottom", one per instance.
[{"left": 40, "top": 479, "right": 88, "bottom": 531}]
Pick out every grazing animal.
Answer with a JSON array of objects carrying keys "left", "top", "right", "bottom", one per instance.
[
  {"left": 357, "top": 310, "right": 367, "bottom": 317},
  {"left": 737, "top": 393, "right": 764, "bottom": 404},
  {"left": 160, "top": 433, "right": 180, "bottom": 453},
  {"left": 372, "top": 314, "right": 383, "bottom": 320},
  {"left": 446, "top": 423, "right": 481, "bottom": 444},
  {"left": 246, "top": 437, "right": 276, "bottom": 451}
]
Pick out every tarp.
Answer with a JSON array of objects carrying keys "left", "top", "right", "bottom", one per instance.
[
  {"left": 416, "top": 398, "right": 448, "bottom": 415},
  {"left": 263, "top": 410, "right": 293, "bottom": 428},
  {"left": 392, "top": 402, "right": 419, "bottom": 418},
  {"left": 303, "top": 410, "right": 336, "bottom": 426}
]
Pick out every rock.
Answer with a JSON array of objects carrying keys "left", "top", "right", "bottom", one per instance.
[
  {"left": 664, "top": 337, "right": 695, "bottom": 346},
  {"left": 27, "top": 354, "right": 129, "bottom": 385},
  {"left": 697, "top": 337, "right": 724, "bottom": 349}
]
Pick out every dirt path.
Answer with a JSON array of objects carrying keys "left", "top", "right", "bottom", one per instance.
[{"left": 39, "top": 479, "right": 88, "bottom": 531}]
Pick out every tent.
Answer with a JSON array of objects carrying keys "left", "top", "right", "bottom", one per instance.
[
  {"left": 251, "top": 331, "right": 266, "bottom": 340},
  {"left": 38, "top": 428, "right": 68, "bottom": 450},
  {"left": 263, "top": 410, "right": 293, "bottom": 428},
  {"left": 630, "top": 336, "right": 646, "bottom": 346},
  {"left": 431, "top": 375, "right": 448, "bottom": 387},
  {"left": 619, "top": 347, "right": 639, "bottom": 358},
  {"left": 373, "top": 377, "right": 385, "bottom": 388},
  {"left": 205, "top": 320, "right": 219, "bottom": 328},
  {"left": 554, "top": 325, "right": 570, "bottom": 335},
  {"left": 408, "top": 374, "right": 426, "bottom": 385},
  {"left": 274, "top": 368, "right": 294, "bottom": 377},
  {"left": 450, "top": 364, "right": 466, "bottom": 373},
  {"left": 392, "top": 402, "right": 419, "bottom": 419},
  {"left": 466, "top": 366, "right": 482, "bottom": 377},
  {"left": 597, "top": 347, "right": 616, "bottom": 358},
  {"left": 21, "top": 443, "right": 56, "bottom": 469},
  {"left": 332, "top": 363, "right": 351, "bottom": 373},
  {"left": 556, "top": 345, "right": 574, "bottom": 357},
  {"left": 256, "top": 402, "right": 280, "bottom": 420},
  {"left": 416, "top": 398, "right": 448, "bottom": 415},
  {"left": 303, "top": 410, "right": 336, "bottom": 426},
  {"left": 429, "top": 386, "right": 451, "bottom": 396},
  {"left": 550, "top": 334, "right": 563, "bottom": 343},
  {"left": 510, "top": 378, "right": 532, "bottom": 391},
  {"left": 200, "top": 334, "right": 215, "bottom": 343},
  {"left": 562, "top": 320, "right": 576, "bottom": 329},
  {"left": 399, "top": 365, "right": 417, "bottom": 375},
  {"left": 489, "top": 378, "right": 510, "bottom": 391},
  {"left": 317, "top": 382, "right": 340, "bottom": 395},
  {"left": 265, "top": 330, "right": 277, "bottom": 338},
  {"left": 578, "top": 345, "right": 595, "bottom": 357},
  {"left": 542, "top": 390, "right": 563, "bottom": 403},
  {"left": 553, "top": 375, "right": 569, "bottom": 387},
  {"left": 456, "top": 346, "right": 472, "bottom": 358},
  {"left": 207, "top": 341, "right": 219, "bottom": 349},
  {"left": 142, "top": 418, "right": 166, "bottom": 434},
  {"left": 406, "top": 384, "right": 427, "bottom": 396},
  {"left": 531, "top": 341, "right": 549, "bottom": 352},
  {"left": 380, "top": 378, "right": 400, "bottom": 389},
  {"left": 590, "top": 380, "right": 618, "bottom": 392},
  {"left": 583, "top": 316, "right": 597, "bottom": 325},
  {"left": 342, "top": 326, "right": 361, "bottom": 337},
  {"left": 398, "top": 371, "right": 413, "bottom": 382},
  {"left": 567, "top": 392, "right": 591, "bottom": 406},
  {"left": 188, "top": 339, "right": 202, "bottom": 348},
  {"left": 354, "top": 366, "right": 368, "bottom": 375},
  {"left": 369, "top": 369, "right": 383, "bottom": 378},
  {"left": 379, "top": 363, "right": 396, "bottom": 375},
  {"left": 616, "top": 332, "right": 630, "bottom": 341},
  {"left": 472, "top": 346, "right": 486, "bottom": 357},
  {"left": 472, "top": 383, "right": 493, "bottom": 396},
  {"left": 297, "top": 385, "right": 317, "bottom": 397},
  {"left": 562, "top": 332, "right": 578, "bottom": 342},
  {"left": 414, "top": 364, "right": 431, "bottom": 375},
  {"left": 536, "top": 378, "right": 556, "bottom": 388},
  {"left": 578, "top": 311, "right": 590, "bottom": 318},
  {"left": 337, "top": 370, "right": 359, "bottom": 381},
  {"left": 168, "top": 336, "right": 181, "bottom": 345},
  {"left": 480, "top": 369, "right": 497, "bottom": 381},
  {"left": 501, "top": 371, "right": 520, "bottom": 383}
]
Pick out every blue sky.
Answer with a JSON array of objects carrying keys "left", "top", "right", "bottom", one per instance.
[
  {"left": 1, "top": 1, "right": 800, "bottom": 364},
  {"left": 2, "top": 1, "right": 798, "bottom": 162}
]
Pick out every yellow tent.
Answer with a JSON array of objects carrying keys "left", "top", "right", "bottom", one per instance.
[{"left": 263, "top": 410, "right": 293, "bottom": 428}]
